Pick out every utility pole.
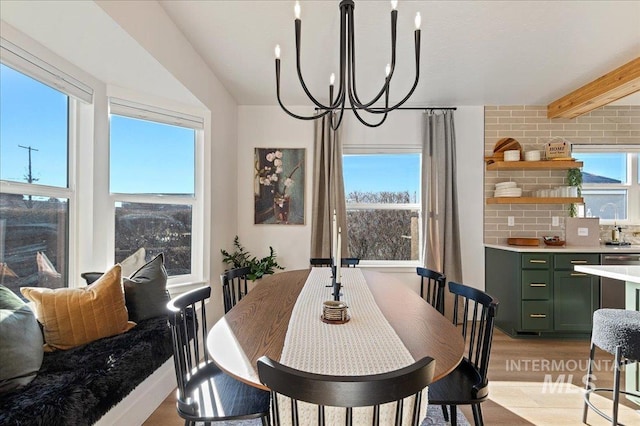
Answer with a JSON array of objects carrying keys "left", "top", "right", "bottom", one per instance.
[
  {"left": 18, "top": 145, "right": 39, "bottom": 184},
  {"left": 18, "top": 145, "right": 39, "bottom": 207}
]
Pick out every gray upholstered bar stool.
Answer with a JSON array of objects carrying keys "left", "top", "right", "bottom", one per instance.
[{"left": 583, "top": 309, "right": 640, "bottom": 426}]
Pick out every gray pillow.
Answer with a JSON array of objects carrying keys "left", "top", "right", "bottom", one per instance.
[
  {"left": 0, "top": 285, "right": 44, "bottom": 394},
  {"left": 80, "top": 272, "right": 103, "bottom": 285},
  {"left": 123, "top": 253, "right": 170, "bottom": 322}
]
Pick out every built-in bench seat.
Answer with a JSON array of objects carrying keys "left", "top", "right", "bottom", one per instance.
[{"left": 0, "top": 316, "right": 174, "bottom": 426}]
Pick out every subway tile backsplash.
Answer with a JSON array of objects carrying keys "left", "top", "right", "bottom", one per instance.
[{"left": 484, "top": 105, "right": 640, "bottom": 245}]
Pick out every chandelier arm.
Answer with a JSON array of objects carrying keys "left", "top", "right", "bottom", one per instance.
[
  {"left": 359, "top": 29, "right": 421, "bottom": 114},
  {"left": 349, "top": 9, "right": 397, "bottom": 109},
  {"left": 349, "top": 76, "right": 390, "bottom": 127},
  {"left": 329, "top": 103, "right": 347, "bottom": 131},
  {"left": 276, "top": 59, "right": 331, "bottom": 120},
  {"left": 293, "top": 19, "right": 332, "bottom": 110}
]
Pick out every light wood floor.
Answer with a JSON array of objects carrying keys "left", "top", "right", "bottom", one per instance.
[{"left": 144, "top": 328, "right": 640, "bottom": 425}]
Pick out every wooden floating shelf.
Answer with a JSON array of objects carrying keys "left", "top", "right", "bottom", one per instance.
[
  {"left": 486, "top": 160, "right": 583, "bottom": 171},
  {"left": 487, "top": 197, "right": 584, "bottom": 205}
]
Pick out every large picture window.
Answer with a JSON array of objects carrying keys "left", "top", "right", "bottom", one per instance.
[
  {"left": 0, "top": 63, "right": 72, "bottom": 293},
  {"left": 109, "top": 100, "right": 202, "bottom": 279},
  {"left": 343, "top": 153, "right": 421, "bottom": 262},
  {"left": 573, "top": 146, "right": 640, "bottom": 223}
]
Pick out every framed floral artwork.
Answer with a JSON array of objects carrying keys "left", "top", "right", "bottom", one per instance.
[{"left": 254, "top": 148, "right": 305, "bottom": 225}]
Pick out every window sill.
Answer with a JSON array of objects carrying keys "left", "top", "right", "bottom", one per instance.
[
  {"left": 357, "top": 261, "right": 421, "bottom": 273},
  {"left": 167, "top": 280, "right": 208, "bottom": 297}
]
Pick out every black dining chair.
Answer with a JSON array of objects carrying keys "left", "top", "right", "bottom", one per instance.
[
  {"left": 416, "top": 267, "right": 446, "bottom": 315},
  {"left": 310, "top": 258, "right": 360, "bottom": 268},
  {"left": 428, "top": 281, "right": 499, "bottom": 426},
  {"left": 257, "top": 355, "right": 435, "bottom": 426},
  {"left": 221, "top": 266, "right": 251, "bottom": 313},
  {"left": 167, "top": 286, "right": 270, "bottom": 425}
]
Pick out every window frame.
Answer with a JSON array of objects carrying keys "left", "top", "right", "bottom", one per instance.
[
  {"left": 342, "top": 147, "right": 422, "bottom": 266},
  {"left": 573, "top": 145, "right": 640, "bottom": 225},
  {"left": 107, "top": 98, "right": 205, "bottom": 286},
  {"left": 0, "top": 59, "right": 80, "bottom": 288}
]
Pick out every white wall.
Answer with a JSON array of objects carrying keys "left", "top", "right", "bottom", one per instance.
[
  {"left": 237, "top": 107, "right": 315, "bottom": 270},
  {"left": 237, "top": 106, "right": 485, "bottom": 292}
]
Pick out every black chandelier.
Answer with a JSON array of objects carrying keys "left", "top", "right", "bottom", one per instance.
[{"left": 275, "top": 0, "right": 421, "bottom": 130}]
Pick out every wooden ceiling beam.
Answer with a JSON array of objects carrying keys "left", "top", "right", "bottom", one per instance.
[{"left": 547, "top": 56, "right": 640, "bottom": 119}]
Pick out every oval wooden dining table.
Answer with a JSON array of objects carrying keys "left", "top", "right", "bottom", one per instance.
[{"left": 206, "top": 268, "right": 464, "bottom": 390}]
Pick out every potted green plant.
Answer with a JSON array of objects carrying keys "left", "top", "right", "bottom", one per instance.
[
  {"left": 221, "top": 236, "right": 284, "bottom": 280},
  {"left": 567, "top": 168, "right": 583, "bottom": 217}
]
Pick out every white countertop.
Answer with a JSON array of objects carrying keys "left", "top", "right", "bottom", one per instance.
[
  {"left": 485, "top": 243, "right": 640, "bottom": 253},
  {"left": 574, "top": 265, "right": 640, "bottom": 284}
]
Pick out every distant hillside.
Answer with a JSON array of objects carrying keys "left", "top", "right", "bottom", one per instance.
[{"left": 582, "top": 171, "right": 620, "bottom": 184}]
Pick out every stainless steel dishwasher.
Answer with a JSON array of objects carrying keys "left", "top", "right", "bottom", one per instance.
[{"left": 600, "top": 253, "right": 640, "bottom": 308}]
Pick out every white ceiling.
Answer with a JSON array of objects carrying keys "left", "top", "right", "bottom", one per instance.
[
  {"left": 0, "top": 0, "right": 202, "bottom": 107},
  {"left": 158, "top": 0, "right": 640, "bottom": 107},
  {"left": 1, "top": 1, "right": 639, "bottom": 109}
]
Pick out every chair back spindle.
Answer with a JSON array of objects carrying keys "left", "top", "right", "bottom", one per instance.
[
  {"left": 167, "top": 286, "right": 270, "bottom": 424},
  {"left": 416, "top": 267, "right": 446, "bottom": 315},
  {"left": 258, "top": 356, "right": 435, "bottom": 426},
  {"left": 221, "top": 266, "right": 251, "bottom": 313},
  {"left": 450, "top": 281, "right": 498, "bottom": 396},
  {"left": 168, "top": 286, "right": 210, "bottom": 403},
  {"left": 310, "top": 258, "right": 360, "bottom": 268}
]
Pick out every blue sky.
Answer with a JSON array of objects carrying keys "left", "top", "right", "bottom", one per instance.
[
  {"left": 2, "top": 63, "right": 632, "bottom": 196},
  {"left": 1, "top": 64, "right": 68, "bottom": 187},
  {"left": 1, "top": 63, "right": 194, "bottom": 194},
  {"left": 343, "top": 154, "right": 420, "bottom": 199}
]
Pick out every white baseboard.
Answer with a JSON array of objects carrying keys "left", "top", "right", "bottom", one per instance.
[{"left": 94, "top": 357, "right": 176, "bottom": 426}]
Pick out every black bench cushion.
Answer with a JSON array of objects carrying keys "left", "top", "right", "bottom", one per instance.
[{"left": 0, "top": 316, "right": 172, "bottom": 426}]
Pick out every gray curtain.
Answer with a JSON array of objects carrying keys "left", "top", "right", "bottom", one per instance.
[
  {"left": 310, "top": 115, "right": 347, "bottom": 258},
  {"left": 421, "top": 110, "right": 462, "bottom": 319}
]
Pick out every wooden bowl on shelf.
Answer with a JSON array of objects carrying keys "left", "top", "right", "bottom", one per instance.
[{"left": 543, "top": 237, "right": 565, "bottom": 246}]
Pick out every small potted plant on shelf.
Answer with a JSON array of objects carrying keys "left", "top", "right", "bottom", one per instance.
[
  {"left": 567, "top": 168, "right": 583, "bottom": 217},
  {"left": 221, "top": 236, "right": 284, "bottom": 280}
]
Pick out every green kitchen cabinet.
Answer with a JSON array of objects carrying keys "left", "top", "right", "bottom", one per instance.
[
  {"left": 485, "top": 247, "right": 600, "bottom": 337},
  {"left": 553, "top": 254, "right": 600, "bottom": 332}
]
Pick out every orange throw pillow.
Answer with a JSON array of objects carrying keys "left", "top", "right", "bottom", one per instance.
[{"left": 21, "top": 265, "right": 135, "bottom": 351}]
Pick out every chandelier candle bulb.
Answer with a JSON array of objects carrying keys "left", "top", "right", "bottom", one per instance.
[
  {"left": 294, "top": 1, "right": 300, "bottom": 20},
  {"left": 415, "top": 12, "right": 421, "bottom": 30},
  {"left": 385, "top": 64, "right": 391, "bottom": 77},
  {"left": 274, "top": 45, "right": 280, "bottom": 59},
  {"left": 336, "top": 228, "right": 342, "bottom": 283},
  {"left": 391, "top": 0, "right": 397, "bottom": 11},
  {"left": 332, "top": 210, "right": 338, "bottom": 266}
]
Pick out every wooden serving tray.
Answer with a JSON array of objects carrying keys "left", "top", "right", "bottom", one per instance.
[{"left": 507, "top": 237, "right": 540, "bottom": 246}]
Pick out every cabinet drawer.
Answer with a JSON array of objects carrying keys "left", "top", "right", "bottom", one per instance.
[
  {"left": 522, "top": 254, "right": 551, "bottom": 270},
  {"left": 554, "top": 253, "right": 600, "bottom": 270},
  {"left": 521, "top": 270, "right": 551, "bottom": 299},
  {"left": 522, "top": 301, "right": 552, "bottom": 330}
]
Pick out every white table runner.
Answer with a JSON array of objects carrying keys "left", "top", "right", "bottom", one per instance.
[
  {"left": 280, "top": 267, "right": 414, "bottom": 372},
  {"left": 277, "top": 267, "right": 427, "bottom": 425}
]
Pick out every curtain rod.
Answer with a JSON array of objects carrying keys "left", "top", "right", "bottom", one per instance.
[{"left": 314, "top": 106, "right": 456, "bottom": 111}]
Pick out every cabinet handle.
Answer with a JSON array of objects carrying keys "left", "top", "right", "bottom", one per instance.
[
  {"left": 530, "top": 283, "right": 546, "bottom": 287},
  {"left": 570, "top": 260, "right": 588, "bottom": 264},
  {"left": 529, "top": 260, "right": 547, "bottom": 264},
  {"left": 530, "top": 314, "right": 547, "bottom": 318},
  {"left": 570, "top": 273, "right": 588, "bottom": 277},
  {"left": 603, "top": 255, "right": 640, "bottom": 262}
]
